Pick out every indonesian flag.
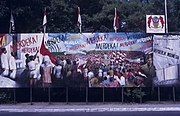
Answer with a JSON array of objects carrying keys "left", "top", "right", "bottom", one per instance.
[
  {"left": 77, "top": 7, "right": 82, "bottom": 29},
  {"left": 137, "top": 70, "right": 147, "bottom": 78},
  {"left": 9, "top": 12, "right": 15, "bottom": 33},
  {"left": 113, "top": 8, "right": 119, "bottom": 31},
  {"left": 43, "top": 8, "right": 47, "bottom": 33},
  {"left": 40, "top": 35, "right": 56, "bottom": 64}
]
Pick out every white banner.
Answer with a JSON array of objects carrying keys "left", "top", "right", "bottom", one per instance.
[
  {"left": 15, "top": 34, "right": 44, "bottom": 68},
  {"left": 153, "top": 35, "right": 180, "bottom": 85}
]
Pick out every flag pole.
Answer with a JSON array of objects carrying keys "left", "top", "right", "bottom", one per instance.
[
  {"left": 113, "top": 8, "right": 119, "bottom": 33},
  {"left": 43, "top": 7, "right": 47, "bottom": 34},
  {"left": 9, "top": 10, "right": 12, "bottom": 34},
  {"left": 9, "top": 10, "right": 15, "bottom": 34},
  {"left": 77, "top": 7, "right": 82, "bottom": 33},
  {"left": 165, "top": 0, "right": 168, "bottom": 33},
  {"left": 80, "top": 26, "right": 82, "bottom": 33},
  {"left": 9, "top": 22, "right": 12, "bottom": 34},
  {"left": 115, "top": 28, "right": 117, "bottom": 33}
]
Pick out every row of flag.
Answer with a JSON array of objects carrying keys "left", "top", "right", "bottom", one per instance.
[
  {"left": 9, "top": 7, "right": 119, "bottom": 33},
  {"left": 77, "top": 7, "right": 119, "bottom": 33}
]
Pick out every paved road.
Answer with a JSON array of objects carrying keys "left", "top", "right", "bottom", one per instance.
[
  {"left": 0, "top": 112, "right": 180, "bottom": 116},
  {"left": 1, "top": 103, "right": 180, "bottom": 112}
]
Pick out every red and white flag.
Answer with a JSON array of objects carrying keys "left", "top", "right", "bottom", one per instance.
[
  {"left": 40, "top": 35, "right": 56, "bottom": 64},
  {"left": 77, "top": 7, "right": 82, "bottom": 33},
  {"left": 43, "top": 8, "right": 47, "bottom": 33},
  {"left": 40, "top": 8, "right": 56, "bottom": 64},
  {"left": 113, "top": 8, "right": 119, "bottom": 32}
]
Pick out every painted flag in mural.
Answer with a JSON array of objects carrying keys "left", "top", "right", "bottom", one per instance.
[
  {"left": 9, "top": 12, "right": 15, "bottom": 33},
  {"left": 43, "top": 8, "right": 47, "bottom": 33},
  {"left": 77, "top": 7, "right": 82, "bottom": 32},
  {"left": 113, "top": 8, "right": 119, "bottom": 32},
  {"left": 40, "top": 35, "right": 56, "bottom": 64}
]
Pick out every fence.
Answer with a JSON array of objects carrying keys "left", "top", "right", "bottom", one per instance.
[{"left": 0, "top": 87, "right": 180, "bottom": 104}]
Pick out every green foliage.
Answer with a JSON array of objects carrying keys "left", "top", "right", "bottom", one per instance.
[
  {"left": 132, "top": 88, "right": 146, "bottom": 99},
  {"left": 0, "top": 91, "right": 13, "bottom": 104},
  {"left": 0, "top": 0, "right": 179, "bottom": 33},
  {"left": 124, "top": 88, "right": 146, "bottom": 100}
]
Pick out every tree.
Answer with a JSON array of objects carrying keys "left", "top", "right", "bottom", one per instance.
[{"left": 0, "top": 0, "right": 179, "bottom": 33}]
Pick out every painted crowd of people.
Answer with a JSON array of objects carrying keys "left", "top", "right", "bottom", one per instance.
[
  {"left": 0, "top": 48, "right": 17, "bottom": 79},
  {"left": 1, "top": 47, "right": 156, "bottom": 88}
]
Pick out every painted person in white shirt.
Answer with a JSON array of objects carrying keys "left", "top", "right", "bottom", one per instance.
[
  {"left": 9, "top": 52, "right": 16, "bottom": 79},
  {"left": 53, "top": 59, "right": 63, "bottom": 86},
  {"left": 40, "top": 56, "right": 53, "bottom": 87},
  {"left": 115, "top": 72, "right": 126, "bottom": 87},
  {"left": 0, "top": 48, "right": 9, "bottom": 77},
  {"left": 28, "top": 55, "right": 37, "bottom": 86},
  {"left": 87, "top": 67, "right": 94, "bottom": 87},
  {"left": 98, "top": 67, "right": 103, "bottom": 78},
  {"left": 83, "top": 67, "right": 88, "bottom": 78},
  {"left": 53, "top": 60, "right": 63, "bottom": 79}
]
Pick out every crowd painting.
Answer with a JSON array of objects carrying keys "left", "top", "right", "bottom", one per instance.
[{"left": 0, "top": 33, "right": 159, "bottom": 88}]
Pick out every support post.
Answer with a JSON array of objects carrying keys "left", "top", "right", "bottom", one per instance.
[
  {"left": 158, "top": 87, "right": 161, "bottom": 103},
  {"left": 173, "top": 87, "right": 176, "bottom": 102},
  {"left": 30, "top": 87, "right": 33, "bottom": 105},
  {"left": 66, "top": 87, "right": 68, "bottom": 104},
  {"left": 48, "top": 87, "right": 51, "bottom": 104},
  {"left": 13, "top": 88, "right": 16, "bottom": 104},
  {"left": 86, "top": 87, "right": 88, "bottom": 104},
  {"left": 122, "top": 87, "right": 124, "bottom": 103}
]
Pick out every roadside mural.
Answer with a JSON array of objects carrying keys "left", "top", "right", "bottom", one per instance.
[{"left": 2, "top": 33, "right": 179, "bottom": 88}]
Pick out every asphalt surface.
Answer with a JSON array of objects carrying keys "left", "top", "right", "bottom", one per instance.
[
  {"left": 0, "top": 103, "right": 180, "bottom": 112},
  {"left": 0, "top": 112, "right": 180, "bottom": 116}
]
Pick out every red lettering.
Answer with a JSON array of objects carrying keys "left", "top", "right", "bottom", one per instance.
[
  {"left": 21, "top": 47, "right": 39, "bottom": 53},
  {"left": 11, "top": 36, "right": 39, "bottom": 51}
]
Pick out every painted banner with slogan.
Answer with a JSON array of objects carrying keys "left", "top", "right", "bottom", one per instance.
[
  {"left": 0, "top": 33, "right": 159, "bottom": 88},
  {"left": 15, "top": 33, "right": 44, "bottom": 68},
  {"left": 46, "top": 33, "right": 152, "bottom": 53},
  {"left": 153, "top": 35, "right": 180, "bottom": 86}
]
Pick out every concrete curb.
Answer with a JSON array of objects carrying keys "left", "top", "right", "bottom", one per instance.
[{"left": 1, "top": 107, "right": 180, "bottom": 112}]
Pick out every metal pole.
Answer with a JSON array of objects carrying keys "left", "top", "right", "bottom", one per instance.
[
  {"left": 140, "top": 87, "right": 142, "bottom": 103},
  {"left": 121, "top": 87, "right": 124, "bottom": 103},
  {"left": 30, "top": 87, "right": 33, "bottom": 105},
  {"left": 165, "top": 0, "right": 168, "bottom": 33},
  {"left": 158, "top": 87, "right": 161, "bottom": 103},
  {"left": 173, "top": 87, "right": 176, "bottom": 102},
  {"left": 80, "top": 26, "right": 82, "bottom": 33},
  {"left": 86, "top": 86, "right": 88, "bottom": 104},
  {"left": 13, "top": 88, "right": 16, "bottom": 104},
  {"left": 66, "top": 87, "right": 68, "bottom": 104},
  {"left": 103, "top": 87, "right": 105, "bottom": 103},
  {"left": 48, "top": 87, "right": 51, "bottom": 104},
  {"left": 115, "top": 29, "right": 117, "bottom": 33}
]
